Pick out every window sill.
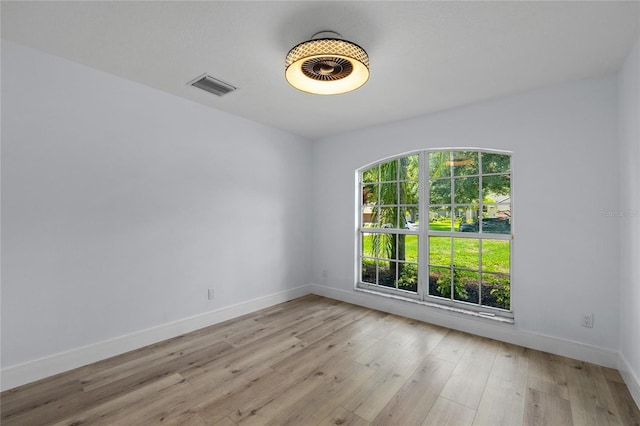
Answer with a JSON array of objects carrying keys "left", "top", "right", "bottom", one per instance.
[{"left": 354, "top": 286, "right": 515, "bottom": 325}]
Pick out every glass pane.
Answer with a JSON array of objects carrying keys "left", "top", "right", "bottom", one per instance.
[
  {"left": 482, "top": 174, "right": 510, "bottom": 201},
  {"left": 377, "top": 233, "right": 396, "bottom": 260},
  {"left": 429, "top": 152, "right": 451, "bottom": 178},
  {"left": 401, "top": 205, "right": 419, "bottom": 230},
  {"left": 482, "top": 153, "right": 510, "bottom": 174},
  {"left": 404, "top": 235, "right": 418, "bottom": 262},
  {"left": 362, "top": 165, "right": 379, "bottom": 183},
  {"left": 380, "top": 206, "right": 398, "bottom": 229},
  {"left": 482, "top": 240, "right": 510, "bottom": 274},
  {"left": 395, "top": 234, "right": 410, "bottom": 262},
  {"left": 430, "top": 179, "right": 451, "bottom": 204},
  {"left": 429, "top": 236, "right": 451, "bottom": 266},
  {"left": 481, "top": 273, "right": 510, "bottom": 310},
  {"left": 479, "top": 213, "right": 511, "bottom": 235},
  {"left": 361, "top": 233, "right": 377, "bottom": 258},
  {"left": 453, "top": 238, "right": 479, "bottom": 270},
  {"left": 379, "top": 159, "right": 398, "bottom": 182},
  {"left": 482, "top": 203, "right": 510, "bottom": 217},
  {"left": 429, "top": 266, "right": 451, "bottom": 298},
  {"left": 452, "top": 151, "right": 479, "bottom": 176},
  {"left": 500, "top": 204, "right": 511, "bottom": 220},
  {"left": 399, "top": 155, "right": 419, "bottom": 181},
  {"left": 399, "top": 181, "right": 419, "bottom": 204},
  {"left": 362, "top": 184, "right": 377, "bottom": 206},
  {"left": 397, "top": 263, "right": 418, "bottom": 292},
  {"left": 365, "top": 205, "right": 379, "bottom": 228},
  {"left": 453, "top": 177, "right": 479, "bottom": 204},
  {"left": 455, "top": 205, "right": 478, "bottom": 232},
  {"left": 453, "top": 270, "right": 479, "bottom": 303},
  {"left": 363, "top": 205, "right": 375, "bottom": 228},
  {"left": 361, "top": 259, "right": 376, "bottom": 284},
  {"left": 380, "top": 182, "right": 398, "bottom": 205},
  {"left": 378, "top": 260, "right": 396, "bottom": 288},
  {"left": 429, "top": 207, "right": 452, "bottom": 231}
]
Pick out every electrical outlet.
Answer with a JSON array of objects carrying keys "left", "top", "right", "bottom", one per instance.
[
  {"left": 582, "top": 313, "right": 594, "bottom": 328},
  {"left": 208, "top": 289, "right": 215, "bottom": 300}
]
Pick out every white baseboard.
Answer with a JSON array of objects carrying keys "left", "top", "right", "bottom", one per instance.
[
  {"left": 309, "top": 283, "right": 620, "bottom": 369},
  {"left": 618, "top": 353, "right": 640, "bottom": 409},
  {"left": 2, "top": 283, "right": 630, "bottom": 396},
  {"left": 1, "top": 285, "right": 313, "bottom": 391}
]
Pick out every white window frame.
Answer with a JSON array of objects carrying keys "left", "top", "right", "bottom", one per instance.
[{"left": 356, "top": 148, "right": 514, "bottom": 320}]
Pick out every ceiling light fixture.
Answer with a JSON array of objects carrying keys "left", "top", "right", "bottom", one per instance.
[{"left": 285, "top": 31, "right": 369, "bottom": 95}]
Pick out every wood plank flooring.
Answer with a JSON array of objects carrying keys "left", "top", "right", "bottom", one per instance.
[{"left": 2, "top": 295, "right": 639, "bottom": 425}]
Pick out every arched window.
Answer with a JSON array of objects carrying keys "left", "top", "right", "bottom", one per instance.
[{"left": 358, "top": 149, "right": 512, "bottom": 317}]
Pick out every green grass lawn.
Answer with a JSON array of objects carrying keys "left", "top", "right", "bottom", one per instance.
[
  {"left": 429, "top": 221, "right": 452, "bottom": 231},
  {"left": 362, "top": 232, "right": 509, "bottom": 274}
]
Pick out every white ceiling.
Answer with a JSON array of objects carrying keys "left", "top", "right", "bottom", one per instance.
[{"left": 2, "top": 1, "right": 639, "bottom": 140}]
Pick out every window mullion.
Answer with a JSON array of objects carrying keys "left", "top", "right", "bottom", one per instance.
[
  {"left": 419, "top": 151, "right": 429, "bottom": 301},
  {"left": 449, "top": 152, "right": 455, "bottom": 301},
  {"left": 478, "top": 153, "right": 483, "bottom": 306}
]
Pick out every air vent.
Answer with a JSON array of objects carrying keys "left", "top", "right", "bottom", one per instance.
[{"left": 189, "top": 74, "right": 236, "bottom": 97}]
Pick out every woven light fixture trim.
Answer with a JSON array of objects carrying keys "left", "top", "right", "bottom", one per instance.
[{"left": 285, "top": 36, "right": 369, "bottom": 95}]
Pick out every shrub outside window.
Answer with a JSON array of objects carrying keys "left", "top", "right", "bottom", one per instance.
[{"left": 358, "top": 149, "right": 512, "bottom": 316}]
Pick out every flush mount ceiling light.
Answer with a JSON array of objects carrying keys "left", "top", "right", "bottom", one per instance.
[{"left": 285, "top": 31, "right": 369, "bottom": 95}]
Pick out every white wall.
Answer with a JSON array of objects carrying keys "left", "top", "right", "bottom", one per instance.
[
  {"left": 618, "top": 36, "right": 640, "bottom": 405},
  {"left": 312, "top": 74, "right": 621, "bottom": 363},
  {"left": 1, "top": 41, "right": 312, "bottom": 373}
]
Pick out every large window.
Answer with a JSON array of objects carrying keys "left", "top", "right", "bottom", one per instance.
[{"left": 358, "top": 149, "right": 512, "bottom": 317}]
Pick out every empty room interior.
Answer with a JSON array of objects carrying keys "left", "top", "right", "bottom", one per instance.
[{"left": 1, "top": 1, "right": 640, "bottom": 425}]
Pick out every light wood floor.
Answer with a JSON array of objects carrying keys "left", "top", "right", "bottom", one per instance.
[{"left": 2, "top": 295, "right": 639, "bottom": 425}]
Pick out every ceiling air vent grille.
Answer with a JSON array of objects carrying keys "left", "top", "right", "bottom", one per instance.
[{"left": 189, "top": 74, "right": 236, "bottom": 97}]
